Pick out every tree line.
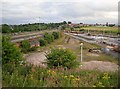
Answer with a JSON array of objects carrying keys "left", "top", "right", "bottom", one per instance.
[{"left": 2, "top": 21, "right": 67, "bottom": 33}]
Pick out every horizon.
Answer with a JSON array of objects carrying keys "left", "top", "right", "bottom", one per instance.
[{"left": 1, "top": 21, "right": 117, "bottom": 26}]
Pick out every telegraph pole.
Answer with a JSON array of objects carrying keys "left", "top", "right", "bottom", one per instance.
[
  {"left": 39, "top": 17, "right": 40, "bottom": 30},
  {"left": 80, "top": 43, "right": 83, "bottom": 62}
]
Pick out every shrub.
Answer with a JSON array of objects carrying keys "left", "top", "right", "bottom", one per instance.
[
  {"left": 52, "top": 32, "right": 60, "bottom": 39},
  {"left": 29, "top": 46, "right": 37, "bottom": 51},
  {"left": 39, "top": 38, "right": 47, "bottom": 46},
  {"left": 2, "top": 36, "right": 23, "bottom": 64},
  {"left": 44, "top": 32, "right": 54, "bottom": 44},
  {"left": 46, "top": 48, "right": 79, "bottom": 69},
  {"left": 21, "top": 40, "right": 30, "bottom": 53}
]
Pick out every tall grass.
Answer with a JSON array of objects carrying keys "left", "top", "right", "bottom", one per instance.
[{"left": 2, "top": 63, "right": 118, "bottom": 87}]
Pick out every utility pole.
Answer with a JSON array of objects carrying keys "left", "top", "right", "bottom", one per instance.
[
  {"left": 39, "top": 17, "right": 40, "bottom": 30},
  {"left": 80, "top": 43, "right": 83, "bottom": 62}
]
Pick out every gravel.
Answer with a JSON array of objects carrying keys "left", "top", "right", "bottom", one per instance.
[
  {"left": 25, "top": 52, "right": 47, "bottom": 68},
  {"left": 80, "top": 61, "right": 118, "bottom": 72}
]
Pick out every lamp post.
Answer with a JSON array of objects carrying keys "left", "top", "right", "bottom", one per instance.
[
  {"left": 39, "top": 17, "right": 40, "bottom": 30},
  {"left": 80, "top": 43, "right": 83, "bottom": 62}
]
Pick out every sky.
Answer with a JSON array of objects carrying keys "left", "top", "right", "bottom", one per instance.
[{"left": 1, "top": 0, "right": 119, "bottom": 25}]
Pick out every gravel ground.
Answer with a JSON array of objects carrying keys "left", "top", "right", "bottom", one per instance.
[
  {"left": 80, "top": 61, "right": 118, "bottom": 72},
  {"left": 25, "top": 52, "right": 47, "bottom": 68},
  {"left": 24, "top": 37, "right": 118, "bottom": 72},
  {"left": 25, "top": 52, "right": 118, "bottom": 72}
]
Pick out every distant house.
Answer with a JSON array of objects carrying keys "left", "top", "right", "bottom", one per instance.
[
  {"left": 29, "top": 39, "right": 40, "bottom": 47},
  {"left": 65, "top": 23, "right": 80, "bottom": 28},
  {"left": 15, "top": 42, "right": 21, "bottom": 47}
]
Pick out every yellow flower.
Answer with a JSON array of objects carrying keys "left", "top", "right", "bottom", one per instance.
[
  {"left": 69, "top": 75, "right": 74, "bottom": 78},
  {"left": 41, "top": 72, "right": 44, "bottom": 75},
  {"left": 64, "top": 76, "right": 67, "bottom": 78},
  {"left": 47, "top": 70, "right": 51, "bottom": 73},
  {"left": 93, "top": 85, "right": 96, "bottom": 87},
  {"left": 52, "top": 71, "right": 56, "bottom": 75},
  {"left": 98, "top": 82, "right": 102, "bottom": 85},
  {"left": 102, "top": 76, "right": 110, "bottom": 80},
  {"left": 103, "top": 73, "right": 108, "bottom": 75},
  {"left": 75, "top": 78, "right": 80, "bottom": 81},
  {"left": 102, "top": 73, "right": 110, "bottom": 80}
]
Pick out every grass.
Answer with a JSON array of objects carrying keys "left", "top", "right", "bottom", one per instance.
[
  {"left": 71, "top": 26, "right": 118, "bottom": 35},
  {"left": 78, "top": 41, "right": 118, "bottom": 63},
  {"left": 81, "top": 26, "right": 118, "bottom": 31},
  {"left": 38, "top": 33, "right": 118, "bottom": 64},
  {"left": 38, "top": 34, "right": 65, "bottom": 52},
  {"left": 60, "top": 35, "right": 118, "bottom": 63},
  {"left": 81, "top": 26, "right": 118, "bottom": 34},
  {"left": 2, "top": 62, "right": 118, "bottom": 87},
  {"left": 2, "top": 32, "right": 119, "bottom": 87}
]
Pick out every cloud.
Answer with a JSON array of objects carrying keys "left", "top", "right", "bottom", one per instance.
[{"left": 1, "top": 0, "right": 119, "bottom": 24}]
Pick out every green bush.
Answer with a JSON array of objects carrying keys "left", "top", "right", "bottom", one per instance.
[
  {"left": 46, "top": 48, "right": 79, "bottom": 69},
  {"left": 39, "top": 38, "right": 47, "bottom": 46},
  {"left": 21, "top": 40, "right": 30, "bottom": 53},
  {"left": 44, "top": 32, "right": 54, "bottom": 44},
  {"left": 2, "top": 36, "right": 23, "bottom": 64},
  {"left": 52, "top": 32, "right": 60, "bottom": 39},
  {"left": 29, "top": 46, "right": 37, "bottom": 51}
]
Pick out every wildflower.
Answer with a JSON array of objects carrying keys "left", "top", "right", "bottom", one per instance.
[
  {"left": 31, "top": 68, "right": 35, "bottom": 72},
  {"left": 96, "top": 82, "right": 104, "bottom": 87},
  {"left": 41, "top": 72, "right": 44, "bottom": 75},
  {"left": 102, "top": 73, "right": 110, "bottom": 80},
  {"left": 69, "top": 75, "right": 74, "bottom": 78},
  {"left": 47, "top": 70, "right": 51, "bottom": 73},
  {"left": 75, "top": 78, "right": 80, "bottom": 81},
  {"left": 64, "top": 76, "right": 67, "bottom": 78},
  {"left": 51, "top": 71, "right": 56, "bottom": 75},
  {"left": 98, "top": 82, "right": 102, "bottom": 85},
  {"left": 93, "top": 85, "right": 96, "bottom": 87},
  {"left": 59, "top": 72, "right": 63, "bottom": 75},
  {"left": 30, "top": 75, "right": 34, "bottom": 79},
  {"left": 103, "top": 73, "right": 108, "bottom": 76},
  {"left": 102, "top": 75, "right": 110, "bottom": 80},
  {"left": 72, "top": 77, "right": 80, "bottom": 83}
]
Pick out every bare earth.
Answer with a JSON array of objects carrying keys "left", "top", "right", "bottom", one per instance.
[
  {"left": 80, "top": 61, "right": 118, "bottom": 72},
  {"left": 25, "top": 52, "right": 118, "bottom": 72},
  {"left": 25, "top": 52, "right": 47, "bottom": 68}
]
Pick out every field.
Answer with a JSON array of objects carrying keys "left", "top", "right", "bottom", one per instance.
[
  {"left": 81, "top": 26, "right": 119, "bottom": 34},
  {"left": 73, "top": 26, "right": 119, "bottom": 34},
  {"left": 2, "top": 32, "right": 119, "bottom": 87},
  {"left": 46, "top": 34, "right": 118, "bottom": 63},
  {"left": 2, "top": 64, "right": 118, "bottom": 87},
  {"left": 81, "top": 26, "right": 118, "bottom": 31}
]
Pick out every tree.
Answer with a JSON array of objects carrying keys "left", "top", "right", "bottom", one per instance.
[
  {"left": 63, "top": 21, "right": 67, "bottom": 24},
  {"left": 46, "top": 48, "right": 79, "bottom": 69},
  {"left": 2, "top": 24, "right": 12, "bottom": 33},
  {"left": 52, "top": 32, "right": 60, "bottom": 39},
  {"left": 44, "top": 32, "right": 54, "bottom": 44},
  {"left": 68, "top": 21, "right": 72, "bottom": 24},
  {"left": 2, "top": 36, "right": 22, "bottom": 64},
  {"left": 39, "top": 38, "right": 47, "bottom": 46},
  {"left": 21, "top": 40, "right": 30, "bottom": 53}
]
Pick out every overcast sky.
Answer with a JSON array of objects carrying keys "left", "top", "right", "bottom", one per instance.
[{"left": 1, "top": 0, "right": 119, "bottom": 25}]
